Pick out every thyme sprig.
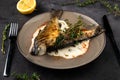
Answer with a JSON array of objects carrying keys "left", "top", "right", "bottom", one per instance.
[
  {"left": 77, "top": 0, "right": 98, "bottom": 7},
  {"left": 60, "top": 0, "right": 120, "bottom": 16},
  {"left": 12, "top": 72, "right": 40, "bottom": 80},
  {"left": 62, "top": 0, "right": 98, "bottom": 6},
  {"left": 100, "top": 0, "right": 120, "bottom": 16},
  {"left": 68, "top": 16, "right": 84, "bottom": 39},
  {"left": 1, "top": 24, "right": 10, "bottom": 54},
  {"left": 54, "top": 16, "right": 84, "bottom": 47}
]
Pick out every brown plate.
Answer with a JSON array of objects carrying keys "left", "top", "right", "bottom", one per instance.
[{"left": 17, "top": 11, "right": 106, "bottom": 69}]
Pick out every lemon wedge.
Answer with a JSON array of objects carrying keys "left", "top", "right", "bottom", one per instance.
[{"left": 17, "top": 0, "right": 36, "bottom": 14}]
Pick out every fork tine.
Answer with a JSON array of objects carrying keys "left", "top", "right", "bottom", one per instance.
[
  {"left": 16, "top": 23, "right": 18, "bottom": 35},
  {"left": 11, "top": 23, "right": 14, "bottom": 36},
  {"left": 9, "top": 23, "right": 13, "bottom": 37},
  {"left": 12, "top": 23, "right": 15, "bottom": 36},
  {"left": 13, "top": 23, "right": 16, "bottom": 36},
  {"left": 14, "top": 23, "right": 18, "bottom": 36}
]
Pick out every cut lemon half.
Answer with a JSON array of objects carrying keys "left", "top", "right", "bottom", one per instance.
[{"left": 17, "top": 0, "right": 36, "bottom": 14}]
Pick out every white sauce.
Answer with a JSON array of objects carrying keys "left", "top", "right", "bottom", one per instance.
[{"left": 48, "top": 40, "right": 89, "bottom": 59}]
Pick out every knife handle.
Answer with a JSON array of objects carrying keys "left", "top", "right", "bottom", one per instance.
[
  {"left": 3, "top": 40, "right": 15, "bottom": 77},
  {"left": 109, "top": 34, "right": 120, "bottom": 60}
]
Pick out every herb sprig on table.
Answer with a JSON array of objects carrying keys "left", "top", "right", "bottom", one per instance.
[
  {"left": 62, "top": 0, "right": 98, "bottom": 7},
  {"left": 12, "top": 72, "right": 40, "bottom": 80},
  {"left": 100, "top": 0, "right": 120, "bottom": 16},
  {"left": 61, "top": 0, "right": 120, "bottom": 16},
  {"left": 1, "top": 24, "right": 10, "bottom": 54}
]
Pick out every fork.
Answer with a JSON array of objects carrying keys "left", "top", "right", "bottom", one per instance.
[{"left": 3, "top": 23, "right": 18, "bottom": 77}]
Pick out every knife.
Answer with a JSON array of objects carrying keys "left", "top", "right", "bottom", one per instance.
[{"left": 103, "top": 15, "right": 120, "bottom": 64}]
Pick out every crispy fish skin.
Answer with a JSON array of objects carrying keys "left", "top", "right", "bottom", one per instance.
[
  {"left": 36, "top": 17, "right": 60, "bottom": 46},
  {"left": 31, "top": 17, "right": 60, "bottom": 55}
]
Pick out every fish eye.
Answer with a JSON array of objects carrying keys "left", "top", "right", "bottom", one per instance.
[
  {"left": 59, "top": 23, "right": 61, "bottom": 28},
  {"left": 38, "top": 47, "right": 41, "bottom": 51}
]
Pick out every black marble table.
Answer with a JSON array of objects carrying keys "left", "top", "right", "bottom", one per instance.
[{"left": 0, "top": 0, "right": 120, "bottom": 80}]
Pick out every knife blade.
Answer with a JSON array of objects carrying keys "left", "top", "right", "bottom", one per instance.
[{"left": 103, "top": 15, "right": 120, "bottom": 64}]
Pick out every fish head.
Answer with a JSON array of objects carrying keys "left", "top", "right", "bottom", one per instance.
[{"left": 31, "top": 43, "right": 46, "bottom": 56}]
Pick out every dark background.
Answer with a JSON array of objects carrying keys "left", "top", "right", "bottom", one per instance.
[{"left": 0, "top": 0, "right": 120, "bottom": 80}]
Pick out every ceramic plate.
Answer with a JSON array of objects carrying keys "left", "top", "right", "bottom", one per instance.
[{"left": 17, "top": 11, "right": 106, "bottom": 69}]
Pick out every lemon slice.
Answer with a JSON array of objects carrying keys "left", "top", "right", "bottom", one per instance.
[{"left": 17, "top": 0, "right": 36, "bottom": 14}]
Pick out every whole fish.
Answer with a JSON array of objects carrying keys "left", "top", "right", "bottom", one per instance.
[{"left": 29, "top": 10, "right": 105, "bottom": 56}]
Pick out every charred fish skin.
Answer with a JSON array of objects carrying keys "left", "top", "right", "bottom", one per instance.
[
  {"left": 35, "top": 17, "right": 60, "bottom": 46},
  {"left": 30, "top": 16, "right": 60, "bottom": 56}
]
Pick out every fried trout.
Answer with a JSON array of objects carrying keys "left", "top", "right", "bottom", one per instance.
[{"left": 29, "top": 10, "right": 104, "bottom": 56}]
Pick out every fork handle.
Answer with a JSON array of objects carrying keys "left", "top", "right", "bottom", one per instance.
[{"left": 3, "top": 39, "right": 15, "bottom": 77}]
